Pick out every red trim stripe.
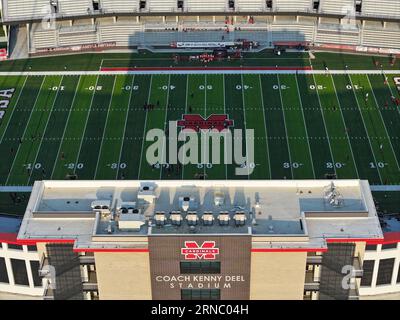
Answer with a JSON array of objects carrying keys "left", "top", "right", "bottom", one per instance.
[
  {"left": 73, "top": 248, "right": 149, "bottom": 253},
  {"left": 251, "top": 248, "right": 328, "bottom": 253}
]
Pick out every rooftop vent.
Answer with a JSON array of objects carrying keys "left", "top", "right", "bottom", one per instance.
[
  {"left": 155, "top": 211, "right": 166, "bottom": 227},
  {"left": 186, "top": 212, "right": 198, "bottom": 226},
  {"left": 170, "top": 211, "right": 182, "bottom": 226},
  {"left": 324, "top": 182, "right": 344, "bottom": 208},
  {"left": 179, "top": 196, "right": 195, "bottom": 212},
  {"left": 218, "top": 212, "right": 230, "bottom": 226},
  {"left": 138, "top": 183, "right": 157, "bottom": 204},
  {"left": 214, "top": 192, "right": 224, "bottom": 206},
  {"left": 202, "top": 212, "right": 214, "bottom": 226},
  {"left": 91, "top": 200, "right": 111, "bottom": 212},
  {"left": 233, "top": 212, "right": 246, "bottom": 226}
]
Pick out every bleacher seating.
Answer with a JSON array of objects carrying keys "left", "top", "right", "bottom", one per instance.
[
  {"left": 362, "top": 28, "right": 400, "bottom": 48},
  {"left": 99, "top": 24, "right": 142, "bottom": 46},
  {"left": 185, "top": 0, "right": 227, "bottom": 12},
  {"left": 270, "top": 23, "right": 315, "bottom": 42},
  {"left": 235, "top": 0, "right": 265, "bottom": 11},
  {"left": 362, "top": 0, "right": 400, "bottom": 18},
  {"left": 58, "top": 0, "right": 93, "bottom": 16},
  {"left": 148, "top": 0, "right": 177, "bottom": 12},
  {"left": 315, "top": 27, "right": 360, "bottom": 45},
  {"left": 275, "top": 0, "right": 312, "bottom": 12},
  {"left": 4, "top": 0, "right": 51, "bottom": 20},
  {"left": 319, "top": 0, "right": 355, "bottom": 15},
  {"left": 100, "top": 0, "right": 140, "bottom": 13}
]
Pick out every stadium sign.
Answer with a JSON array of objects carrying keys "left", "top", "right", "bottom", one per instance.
[
  {"left": 181, "top": 241, "right": 220, "bottom": 260},
  {"left": 0, "top": 88, "right": 15, "bottom": 121}
]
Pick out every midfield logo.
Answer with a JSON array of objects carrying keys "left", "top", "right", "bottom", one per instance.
[
  {"left": 177, "top": 114, "right": 234, "bottom": 132},
  {"left": 181, "top": 241, "right": 220, "bottom": 260}
]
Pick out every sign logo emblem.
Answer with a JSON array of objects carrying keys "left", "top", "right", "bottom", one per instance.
[
  {"left": 177, "top": 114, "right": 234, "bottom": 132},
  {"left": 181, "top": 241, "right": 220, "bottom": 260}
]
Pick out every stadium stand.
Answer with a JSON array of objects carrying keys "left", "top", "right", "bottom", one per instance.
[
  {"left": 58, "top": 0, "right": 93, "bottom": 16},
  {"left": 362, "top": 0, "right": 400, "bottom": 19},
  {"left": 235, "top": 0, "right": 266, "bottom": 12},
  {"left": 1, "top": 0, "right": 400, "bottom": 56},
  {"left": 275, "top": 0, "right": 313, "bottom": 12},
  {"left": 100, "top": 0, "right": 140, "bottom": 13},
  {"left": 147, "top": 0, "right": 177, "bottom": 13},
  {"left": 319, "top": 0, "right": 356, "bottom": 15},
  {"left": 185, "top": 0, "right": 227, "bottom": 13},
  {"left": 3, "top": 0, "right": 50, "bottom": 20}
]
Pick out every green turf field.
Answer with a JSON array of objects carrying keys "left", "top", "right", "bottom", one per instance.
[{"left": 0, "top": 71, "right": 400, "bottom": 186}]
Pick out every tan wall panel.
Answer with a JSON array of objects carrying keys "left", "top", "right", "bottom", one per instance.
[
  {"left": 94, "top": 252, "right": 151, "bottom": 300},
  {"left": 250, "top": 252, "right": 307, "bottom": 300}
]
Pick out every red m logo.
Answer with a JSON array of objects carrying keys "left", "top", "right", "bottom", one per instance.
[
  {"left": 177, "top": 114, "right": 234, "bottom": 132},
  {"left": 181, "top": 241, "right": 220, "bottom": 260}
]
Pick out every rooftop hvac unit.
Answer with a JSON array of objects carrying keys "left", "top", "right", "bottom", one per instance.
[
  {"left": 179, "top": 196, "right": 195, "bottom": 212},
  {"left": 202, "top": 212, "right": 214, "bottom": 226},
  {"left": 138, "top": 183, "right": 157, "bottom": 203},
  {"left": 186, "top": 212, "right": 199, "bottom": 226},
  {"left": 91, "top": 200, "right": 111, "bottom": 211},
  {"left": 155, "top": 211, "right": 166, "bottom": 226},
  {"left": 324, "top": 182, "right": 344, "bottom": 208},
  {"left": 233, "top": 212, "right": 246, "bottom": 226},
  {"left": 117, "top": 201, "right": 137, "bottom": 213},
  {"left": 118, "top": 212, "right": 145, "bottom": 231},
  {"left": 218, "top": 212, "right": 230, "bottom": 226},
  {"left": 170, "top": 212, "right": 182, "bottom": 226},
  {"left": 214, "top": 192, "right": 224, "bottom": 206}
]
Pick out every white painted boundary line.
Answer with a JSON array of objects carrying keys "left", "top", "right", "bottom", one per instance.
[{"left": 1, "top": 70, "right": 400, "bottom": 76}]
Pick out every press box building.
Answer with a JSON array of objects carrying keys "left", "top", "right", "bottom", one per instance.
[{"left": 14, "top": 179, "right": 399, "bottom": 300}]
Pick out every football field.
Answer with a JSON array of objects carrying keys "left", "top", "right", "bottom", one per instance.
[{"left": 0, "top": 71, "right": 400, "bottom": 186}]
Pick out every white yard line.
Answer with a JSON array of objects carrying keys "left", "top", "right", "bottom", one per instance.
[
  {"left": 159, "top": 75, "right": 172, "bottom": 179},
  {"left": 94, "top": 76, "right": 117, "bottom": 178},
  {"left": 27, "top": 75, "right": 65, "bottom": 185},
  {"left": 2, "top": 70, "right": 400, "bottom": 76},
  {"left": 50, "top": 75, "right": 82, "bottom": 179},
  {"left": 0, "top": 76, "right": 28, "bottom": 144},
  {"left": 257, "top": 75, "right": 272, "bottom": 179},
  {"left": 240, "top": 74, "right": 250, "bottom": 179},
  {"left": 347, "top": 74, "right": 383, "bottom": 184},
  {"left": 311, "top": 73, "right": 338, "bottom": 178},
  {"left": 294, "top": 74, "right": 316, "bottom": 179},
  {"left": 73, "top": 75, "right": 101, "bottom": 175},
  {"left": 366, "top": 75, "right": 400, "bottom": 172},
  {"left": 222, "top": 74, "right": 228, "bottom": 180},
  {"left": 181, "top": 75, "right": 189, "bottom": 179},
  {"left": 137, "top": 75, "right": 154, "bottom": 179},
  {"left": 5, "top": 76, "right": 47, "bottom": 185},
  {"left": 329, "top": 74, "right": 360, "bottom": 179},
  {"left": 203, "top": 74, "right": 207, "bottom": 178},
  {"left": 115, "top": 75, "right": 136, "bottom": 179},
  {"left": 277, "top": 74, "right": 294, "bottom": 179}
]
